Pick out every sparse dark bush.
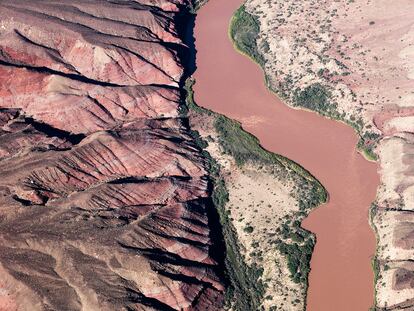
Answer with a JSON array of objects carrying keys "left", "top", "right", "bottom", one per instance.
[
  {"left": 244, "top": 226, "right": 254, "bottom": 233},
  {"left": 293, "top": 83, "right": 336, "bottom": 113}
]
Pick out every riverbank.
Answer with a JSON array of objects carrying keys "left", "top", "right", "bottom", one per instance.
[
  {"left": 185, "top": 77, "right": 326, "bottom": 310},
  {"left": 240, "top": 0, "right": 414, "bottom": 309},
  {"left": 193, "top": 0, "right": 380, "bottom": 310},
  {"left": 229, "top": 3, "right": 379, "bottom": 310},
  {"left": 229, "top": 4, "right": 378, "bottom": 162},
  {"left": 186, "top": 1, "right": 327, "bottom": 309}
]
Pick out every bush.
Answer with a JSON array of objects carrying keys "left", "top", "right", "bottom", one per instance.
[
  {"left": 185, "top": 78, "right": 265, "bottom": 310},
  {"left": 244, "top": 226, "right": 254, "bottom": 233},
  {"left": 189, "top": 0, "right": 208, "bottom": 12},
  {"left": 279, "top": 238, "right": 314, "bottom": 284},
  {"left": 357, "top": 131, "right": 380, "bottom": 161},
  {"left": 294, "top": 83, "right": 335, "bottom": 113},
  {"left": 185, "top": 75, "right": 327, "bottom": 306},
  {"left": 229, "top": 5, "right": 264, "bottom": 65}
]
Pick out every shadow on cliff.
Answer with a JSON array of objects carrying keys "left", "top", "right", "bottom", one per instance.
[{"left": 170, "top": 3, "right": 230, "bottom": 292}]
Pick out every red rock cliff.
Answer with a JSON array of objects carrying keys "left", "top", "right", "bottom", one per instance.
[{"left": 0, "top": 1, "right": 224, "bottom": 310}]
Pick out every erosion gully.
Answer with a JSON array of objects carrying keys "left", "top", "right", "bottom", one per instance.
[{"left": 193, "top": 0, "right": 380, "bottom": 310}]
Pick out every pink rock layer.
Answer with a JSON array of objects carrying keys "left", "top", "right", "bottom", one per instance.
[{"left": 0, "top": 1, "right": 224, "bottom": 310}]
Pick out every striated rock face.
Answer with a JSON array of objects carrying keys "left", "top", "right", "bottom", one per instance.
[{"left": 0, "top": 1, "right": 224, "bottom": 310}]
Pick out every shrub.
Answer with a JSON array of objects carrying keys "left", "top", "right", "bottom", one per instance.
[
  {"left": 293, "top": 83, "right": 335, "bottom": 113},
  {"left": 229, "top": 5, "right": 265, "bottom": 65},
  {"left": 279, "top": 238, "right": 314, "bottom": 284},
  {"left": 244, "top": 226, "right": 254, "bottom": 233}
]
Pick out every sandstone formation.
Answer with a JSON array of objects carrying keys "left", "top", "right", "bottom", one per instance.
[
  {"left": 243, "top": 0, "right": 414, "bottom": 308},
  {"left": 0, "top": 1, "right": 225, "bottom": 310}
]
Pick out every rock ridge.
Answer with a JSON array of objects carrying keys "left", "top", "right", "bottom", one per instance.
[{"left": 0, "top": 1, "right": 225, "bottom": 310}]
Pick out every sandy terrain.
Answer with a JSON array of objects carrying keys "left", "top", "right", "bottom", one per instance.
[
  {"left": 243, "top": 0, "right": 414, "bottom": 308},
  {"left": 189, "top": 108, "right": 316, "bottom": 310},
  {"left": 226, "top": 168, "right": 303, "bottom": 310}
]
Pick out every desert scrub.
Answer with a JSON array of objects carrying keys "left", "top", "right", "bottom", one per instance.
[
  {"left": 185, "top": 76, "right": 327, "bottom": 306},
  {"left": 214, "top": 115, "right": 272, "bottom": 166},
  {"left": 293, "top": 83, "right": 337, "bottom": 115},
  {"left": 278, "top": 238, "right": 314, "bottom": 284},
  {"left": 184, "top": 78, "right": 265, "bottom": 310},
  {"left": 293, "top": 84, "right": 379, "bottom": 160},
  {"left": 357, "top": 132, "right": 380, "bottom": 161},
  {"left": 370, "top": 202, "right": 380, "bottom": 309},
  {"left": 227, "top": 2, "right": 331, "bottom": 294},
  {"left": 183, "top": 78, "right": 211, "bottom": 116},
  {"left": 292, "top": 84, "right": 379, "bottom": 160},
  {"left": 214, "top": 178, "right": 266, "bottom": 311},
  {"left": 244, "top": 225, "right": 254, "bottom": 233},
  {"left": 229, "top": 4, "right": 265, "bottom": 66},
  {"left": 276, "top": 184, "right": 324, "bottom": 288},
  {"left": 214, "top": 113, "right": 326, "bottom": 199},
  {"left": 371, "top": 256, "right": 380, "bottom": 310},
  {"left": 229, "top": 2, "right": 381, "bottom": 164},
  {"left": 213, "top": 94, "right": 327, "bottom": 292}
]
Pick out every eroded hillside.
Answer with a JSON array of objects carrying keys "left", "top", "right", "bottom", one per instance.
[{"left": 0, "top": 1, "right": 225, "bottom": 310}]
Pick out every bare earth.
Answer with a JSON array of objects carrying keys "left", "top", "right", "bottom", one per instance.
[{"left": 244, "top": 0, "right": 414, "bottom": 309}]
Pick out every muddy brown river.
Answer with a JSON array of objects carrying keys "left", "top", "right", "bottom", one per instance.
[{"left": 193, "top": 0, "right": 380, "bottom": 310}]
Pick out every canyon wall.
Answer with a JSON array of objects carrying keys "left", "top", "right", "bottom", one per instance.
[{"left": 0, "top": 1, "right": 225, "bottom": 310}]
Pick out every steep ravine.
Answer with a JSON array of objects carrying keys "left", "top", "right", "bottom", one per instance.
[{"left": 0, "top": 0, "right": 323, "bottom": 310}]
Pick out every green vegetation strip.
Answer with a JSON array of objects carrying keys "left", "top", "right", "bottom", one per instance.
[
  {"left": 369, "top": 202, "right": 379, "bottom": 310},
  {"left": 184, "top": 78, "right": 265, "bottom": 310},
  {"left": 187, "top": 2, "right": 334, "bottom": 307},
  {"left": 189, "top": 0, "right": 209, "bottom": 13},
  {"left": 293, "top": 83, "right": 379, "bottom": 161},
  {"left": 228, "top": 3, "right": 329, "bottom": 299},
  {"left": 190, "top": 1, "right": 379, "bottom": 308},
  {"left": 229, "top": 4, "right": 379, "bottom": 161},
  {"left": 229, "top": 4, "right": 265, "bottom": 66},
  {"left": 185, "top": 76, "right": 327, "bottom": 309}
]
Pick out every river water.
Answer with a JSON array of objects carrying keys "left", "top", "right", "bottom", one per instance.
[{"left": 193, "top": 0, "right": 380, "bottom": 310}]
